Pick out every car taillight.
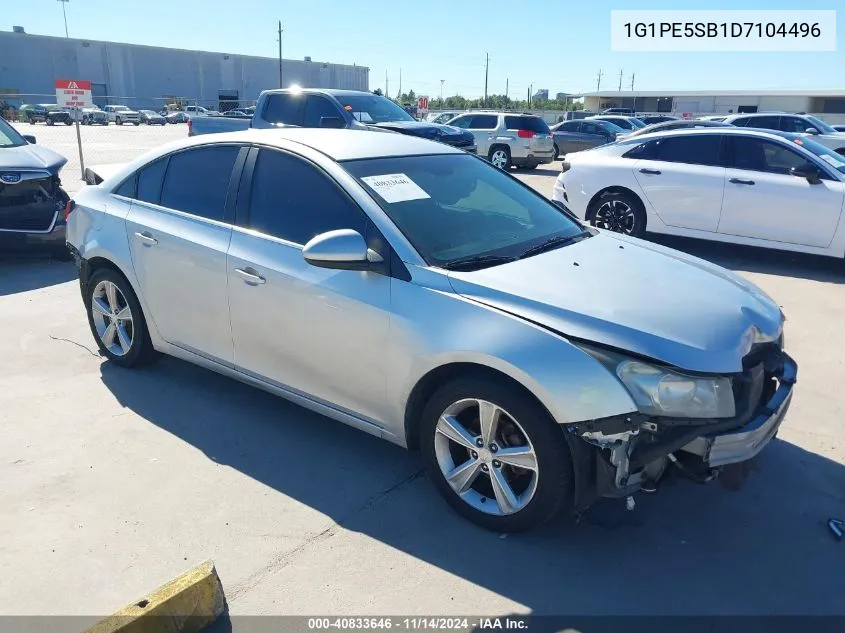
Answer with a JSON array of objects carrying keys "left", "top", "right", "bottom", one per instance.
[
  {"left": 187, "top": 118, "right": 193, "bottom": 136},
  {"left": 64, "top": 199, "right": 76, "bottom": 221},
  {"left": 517, "top": 129, "right": 535, "bottom": 138}
]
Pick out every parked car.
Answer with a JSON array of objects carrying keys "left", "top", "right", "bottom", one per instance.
[
  {"left": 550, "top": 119, "right": 624, "bottom": 159},
  {"left": 427, "top": 111, "right": 462, "bottom": 124},
  {"left": 103, "top": 105, "right": 141, "bottom": 126},
  {"left": 185, "top": 105, "right": 212, "bottom": 117},
  {"left": 139, "top": 110, "right": 167, "bottom": 125},
  {"left": 0, "top": 116, "right": 70, "bottom": 256},
  {"left": 602, "top": 107, "right": 634, "bottom": 115},
  {"left": 81, "top": 106, "right": 109, "bottom": 125},
  {"left": 189, "top": 89, "right": 477, "bottom": 155},
  {"left": 638, "top": 115, "right": 679, "bottom": 125},
  {"left": 588, "top": 115, "right": 646, "bottom": 131},
  {"left": 722, "top": 113, "right": 845, "bottom": 155},
  {"left": 617, "top": 119, "right": 732, "bottom": 141},
  {"left": 447, "top": 112, "right": 553, "bottom": 169},
  {"left": 165, "top": 111, "right": 190, "bottom": 124},
  {"left": 67, "top": 127, "right": 796, "bottom": 532},
  {"left": 697, "top": 115, "right": 728, "bottom": 122},
  {"left": 553, "top": 127, "right": 845, "bottom": 260},
  {"left": 558, "top": 111, "right": 597, "bottom": 122},
  {"left": 220, "top": 110, "right": 252, "bottom": 118},
  {"left": 20, "top": 104, "right": 73, "bottom": 126}
]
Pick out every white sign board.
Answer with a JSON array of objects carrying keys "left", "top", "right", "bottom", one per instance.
[
  {"left": 55, "top": 79, "right": 93, "bottom": 108},
  {"left": 361, "top": 173, "right": 430, "bottom": 204}
]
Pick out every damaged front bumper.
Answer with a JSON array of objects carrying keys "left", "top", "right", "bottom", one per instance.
[{"left": 573, "top": 349, "right": 797, "bottom": 500}]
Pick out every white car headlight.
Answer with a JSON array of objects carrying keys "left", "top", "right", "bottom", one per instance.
[{"left": 581, "top": 346, "right": 735, "bottom": 419}]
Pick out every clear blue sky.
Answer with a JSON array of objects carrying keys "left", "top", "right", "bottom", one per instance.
[{"left": 3, "top": 0, "right": 842, "bottom": 99}]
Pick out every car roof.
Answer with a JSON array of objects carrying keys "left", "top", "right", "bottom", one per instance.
[
  {"left": 622, "top": 126, "right": 804, "bottom": 143},
  {"left": 261, "top": 88, "right": 378, "bottom": 98},
  {"left": 176, "top": 128, "right": 464, "bottom": 161}
]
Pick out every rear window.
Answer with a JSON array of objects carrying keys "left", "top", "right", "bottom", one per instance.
[
  {"left": 505, "top": 116, "right": 550, "bottom": 134},
  {"left": 262, "top": 93, "right": 304, "bottom": 126}
]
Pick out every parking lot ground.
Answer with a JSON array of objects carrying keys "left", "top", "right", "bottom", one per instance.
[{"left": 1, "top": 146, "right": 844, "bottom": 620}]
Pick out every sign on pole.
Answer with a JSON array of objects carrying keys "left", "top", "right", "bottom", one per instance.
[
  {"left": 55, "top": 79, "right": 91, "bottom": 179},
  {"left": 55, "top": 79, "right": 93, "bottom": 108},
  {"left": 417, "top": 96, "right": 429, "bottom": 113}
]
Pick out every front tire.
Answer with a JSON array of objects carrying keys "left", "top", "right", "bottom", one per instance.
[
  {"left": 420, "top": 376, "right": 574, "bottom": 533},
  {"left": 589, "top": 190, "right": 646, "bottom": 238},
  {"left": 488, "top": 146, "right": 511, "bottom": 170},
  {"left": 85, "top": 269, "right": 157, "bottom": 367}
]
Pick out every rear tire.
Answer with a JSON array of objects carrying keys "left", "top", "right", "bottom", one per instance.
[
  {"left": 419, "top": 376, "right": 574, "bottom": 533},
  {"left": 84, "top": 269, "right": 158, "bottom": 368},
  {"left": 488, "top": 146, "right": 511, "bottom": 170},
  {"left": 588, "top": 190, "right": 646, "bottom": 238}
]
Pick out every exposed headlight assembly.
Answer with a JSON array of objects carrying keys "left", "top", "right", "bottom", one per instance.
[{"left": 582, "top": 346, "right": 735, "bottom": 419}]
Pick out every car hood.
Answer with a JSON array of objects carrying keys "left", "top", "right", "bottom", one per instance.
[
  {"left": 446, "top": 231, "right": 783, "bottom": 374},
  {"left": 367, "top": 120, "right": 474, "bottom": 142},
  {"left": 0, "top": 143, "right": 67, "bottom": 174}
]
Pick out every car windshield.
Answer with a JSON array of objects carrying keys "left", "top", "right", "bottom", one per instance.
[
  {"left": 804, "top": 115, "right": 837, "bottom": 135},
  {"left": 598, "top": 121, "right": 626, "bottom": 134},
  {"left": 0, "top": 117, "right": 27, "bottom": 148},
  {"left": 334, "top": 94, "right": 415, "bottom": 123},
  {"left": 791, "top": 137, "right": 845, "bottom": 174},
  {"left": 343, "top": 154, "right": 587, "bottom": 269},
  {"left": 628, "top": 118, "right": 646, "bottom": 129}
]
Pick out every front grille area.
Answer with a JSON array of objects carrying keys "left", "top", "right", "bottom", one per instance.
[
  {"left": 0, "top": 176, "right": 60, "bottom": 232},
  {"left": 733, "top": 342, "right": 784, "bottom": 419}
]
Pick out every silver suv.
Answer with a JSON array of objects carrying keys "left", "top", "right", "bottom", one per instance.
[
  {"left": 447, "top": 112, "right": 555, "bottom": 169},
  {"left": 66, "top": 128, "right": 794, "bottom": 533}
]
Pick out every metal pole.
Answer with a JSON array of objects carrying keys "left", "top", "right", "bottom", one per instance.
[
  {"left": 74, "top": 108, "right": 85, "bottom": 179},
  {"left": 279, "top": 20, "right": 284, "bottom": 88},
  {"left": 505, "top": 78, "right": 508, "bottom": 101},
  {"left": 483, "top": 52, "right": 489, "bottom": 108},
  {"left": 596, "top": 69, "right": 602, "bottom": 92},
  {"left": 440, "top": 79, "right": 444, "bottom": 105},
  {"left": 58, "top": 0, "right": 69, "bottom": 38},
  {"left": 398, "top": 69, "right": 402, "bottom": 100},
  {"left": 618, "top": 69, "right": 623, "bottom": 91},
  {"left": 385, "top": 70, "right": 389, "bottom": 101},
  {"left": 631, "top": 73, "right": 635, "bottom": 90}
]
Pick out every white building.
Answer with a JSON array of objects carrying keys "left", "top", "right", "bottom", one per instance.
[{"left": 578, "top": 90, "right": 845, "bottom": 118}]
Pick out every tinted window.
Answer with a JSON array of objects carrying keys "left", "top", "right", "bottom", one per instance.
[
  {"left": 114, "top": 175, "right": 137, "bottom": 198},
  {"left": 334, "top": 94, "right": 415, "bottom": 123},
  {"left": 137, "top": 158, "right": 168, "bottom": 204},
  {"left": 469, "top": 115, "right": 497, "bottom": 129},
  {"left": 652, "top": 135, "right": 722, "bottom": 166},
  {"left": 504, "top": 116, "right": 550, "bottom": 133},
  {"left": 623, "top": 140, "right": 656, "bottom": 159},
  {"left": 262, "top": 93, "right": 304, "bottom": 125},
  {"left": 248, "top": 149, "right": 366, "bottom": 244},
  {"left": 303, "top": 95, "right": 343, "bottom": 127},
  {"left": 743, "top": 116, "right": 780, "bottom": 130},
  {"left": 160, "top": 146, "right": 239, "bottom": 221},
  {"left": 559, "top": 121, "right": 581, "bottom": 132},
  {"left": 581, "top": 122, "right": 604, "bottom": 136},
  {"left": 730, "top": 137, "right": 815, "bottom": 175},
  {"left": 448, "top": 115, "right": 471, "bottom": 129},
  {"left": 779, "top": 116, "right": 813, "bottom": 133},
  {"left": 596, "top": 117, "right": 632, "bottom": 130}
]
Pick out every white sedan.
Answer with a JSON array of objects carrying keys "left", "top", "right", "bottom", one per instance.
[{"left": 553, "top": 128, "right": 845, "bottom": 258}]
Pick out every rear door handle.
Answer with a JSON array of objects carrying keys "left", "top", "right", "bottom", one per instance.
[
  {"left": 134, "top": 231, "right": 158, "bottom": 245},
  {"left": 639, "top": 168, "right": 661, "bottom": 175},
  {"left": 234, "top": 267, "right": 266, "bottom": 285},
  {"left": 729, "top": 177, "right": 755, "bottom": 185}
]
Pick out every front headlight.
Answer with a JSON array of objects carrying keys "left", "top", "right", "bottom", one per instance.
[{"left": 582, "top": 346, "right": 735, "bottom": 419}]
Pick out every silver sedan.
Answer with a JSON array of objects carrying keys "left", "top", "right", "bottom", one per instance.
[{"left": 66, "top": 129, "right": 796, "bottom": 532}]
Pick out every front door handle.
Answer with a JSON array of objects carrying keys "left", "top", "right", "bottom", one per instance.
[
  {"left": 234, "top": 267, "right": 266, "bottom": 285},
  {"left": 134, "top": 231, "right": 158, "bottom": 245},
  {"left": 639, "top": 168, "right": 661, "bottom": 175},
  {"left": 729, "top": 177, "right": 755, "bottom": 185}
]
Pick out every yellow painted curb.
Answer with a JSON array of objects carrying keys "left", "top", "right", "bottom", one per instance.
[{"left": 84, "top": 560, "right": 226, "bottom": 633}]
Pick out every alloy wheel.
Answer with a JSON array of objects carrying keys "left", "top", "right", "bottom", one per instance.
[
  {"left": 594, "top": 199, "right": 636, "bottom": 234},
  {"left": 490, "top": 150, "right": 509, "bottom": 169},
  {"left": 434, "top": 398, "right": 539, "bottom": 516},
  {"left": 91, "top": 280, "right": 134, "bottom": 356}
]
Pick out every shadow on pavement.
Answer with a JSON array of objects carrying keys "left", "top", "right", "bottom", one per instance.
[
  {"left": 648, "top": 234, "right": 845, "bottom": 284},
  {"left": 100, "top": 357, "right": 845, "bottom": 616},
  {"left": 0, "top": 259, "right": 76, "bottom": 296}
]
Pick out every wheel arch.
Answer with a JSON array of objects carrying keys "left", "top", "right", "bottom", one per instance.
[
  {"left": 488, "top": 143, "right": 511, "bottom": 158},
  {"left": 585, "top": 186, "right": 645, "bottom": 222}
]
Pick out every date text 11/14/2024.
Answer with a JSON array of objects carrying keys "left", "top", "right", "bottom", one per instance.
[{"left": 307, "top": 617, "right": 529, "bottom": 630}]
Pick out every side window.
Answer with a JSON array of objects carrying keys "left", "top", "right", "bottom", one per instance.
[
  {"left": 561, "top": 121, "right": 581, "bottom": 133},
  {"left": 262, "top": 93, "right": 304, "bottom": 126},
  {"left": 779, "top": 116, "right": 812, "bottom": 134},
  {"left": 136, "top": 158, "right": 168, "bottom": 204},
  {"left": 745, "top": 116, "right": 779, "bottom": 130},
  {"left": 729, "top": 117, "right": 749, "bottom": 127},
  {"left": 303, "top": 96, "right": 343, "bottom": 127},
  {"left": 623, "top": 140, "right": 656, "bottom": 160},
  {"left": 653, "top": 135, "right": 722, "bottom": 166},
  {"left": 468, "top": 115, "right": 497, "bottom": 129},
  {"left": 448, "top": 116, "right": 471, "bottom": 129},
  {"left": 160, "top": 146, "right": 239, "bottom": 221},
  {"left": 581, "top": 122, "right": 601, "bottom": 136},
  {"left": 248, "top": 149, "right": 366, "bottom": 244},
  {"left": 114, "top": 175, "right": 137, "bottom": 198},
  {"left": 730, "top": 137, "right": 815, "bottom": 175}
]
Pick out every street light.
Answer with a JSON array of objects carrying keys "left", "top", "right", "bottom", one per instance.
[
  {"left": 440, "top": 79, "right": 444, "bottom": 106},
  {"left": 57, "top": 0, "right": 69, "bottom": 38}
]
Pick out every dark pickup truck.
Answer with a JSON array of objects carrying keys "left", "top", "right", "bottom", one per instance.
[{"left": 189, "top": 89, "right": 477, "bottom": 153}]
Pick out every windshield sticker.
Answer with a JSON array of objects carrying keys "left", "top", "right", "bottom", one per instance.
[
  {"left": 792, "top": 138, "right": 804, "bottom": 146},
  {"left": 819, "top": 154, "right": 845, "bottom": 168},
  {"left": 361, "top": 173, "right": 431, "bottom": 203}
]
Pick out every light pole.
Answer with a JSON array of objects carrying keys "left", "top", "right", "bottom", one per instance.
[
  {"left": 440, "top": 79, "right": 444, "bottom": 107},
  {"left": 57, "top": 0, "right": 69, "bottom": 38},
  {"left": 277, "top": 21, "right": 284, "bottom": 89}
]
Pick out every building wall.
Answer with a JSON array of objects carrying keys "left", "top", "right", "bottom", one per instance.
[
  {"left": 584, "top": 93, "right": 819, "bottom": 115},
  {"left": 0, "top": 31, "right": 369, "bottom": 108}
]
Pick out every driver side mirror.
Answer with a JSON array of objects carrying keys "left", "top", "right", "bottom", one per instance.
[
  {"left": 302, "top": 229, "right": 384, "bottom": 270},
  {"left": 805, "top": 127, "right": 820, "bottom": 135},
  {"left": 320, "top": 116, "right": 345, "bottom": 129},
  {"left": 790, "top": 164, "right": 822, "bottom": 184},
  {"left": 22, "top": 135, "right": 36, "bottom": 144}
]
